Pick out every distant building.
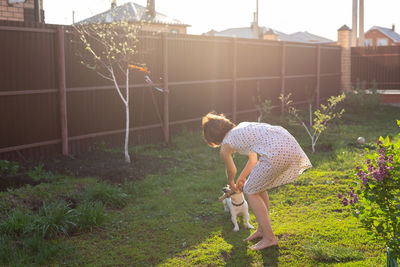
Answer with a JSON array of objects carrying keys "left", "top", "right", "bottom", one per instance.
[
  {"left": 364, "top": 25, "right": 400, "bottom": 46},
  {"left": 289, "top": 31, "right": 335, "bottom": 44},
  {"left": 205, "top": 24, "right": 334, "bottom": 44},
  {"left": 77, "top": 0, "right": 189, "bottom": 34},
  {"left": 0, "top": 0, "right": 44, "bottom": 23}
]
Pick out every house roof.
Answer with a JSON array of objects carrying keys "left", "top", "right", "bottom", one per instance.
[
  {"left": 207, "top": 26, "right": 262, "bottom": 39},
  {"left": 338, "top": 24, "right": 351, "bottom": 31},
  {"left": 205, "top": 26, "right": 334, "bottom": 44},
  {"left": 368, "top": 26, "right": 400, "bottom": 42},
  {"left": 264, "top": 28, "right": 308, "bottom": 42},
  {"left": 290, "top": 31, "right": 335, "bottom": 44},
  {"left": 76, "top": 2, "right": 189, "bottom": 26}
]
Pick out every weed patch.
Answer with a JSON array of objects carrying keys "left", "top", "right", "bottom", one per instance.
[
  {"left": 81, "top": 182, "right": 128, "bottom": 208},
  {"left": 304, "top": 239, "right": 364, "bottom": 263}
]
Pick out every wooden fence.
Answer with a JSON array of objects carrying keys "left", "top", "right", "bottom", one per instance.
[
  {"left": 351, "top": 46, "right": 400, "bottom": 90},
  {"left": 0, "top": 21, "right": 341, "bottom": 160}
]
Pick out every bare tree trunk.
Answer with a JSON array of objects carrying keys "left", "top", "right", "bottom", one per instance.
[
  {"left": 124, "top": 69, "right": 131, "bottom": 163},
  {"left": 124, "top": 103, "right": 130, "bottom": 163}
]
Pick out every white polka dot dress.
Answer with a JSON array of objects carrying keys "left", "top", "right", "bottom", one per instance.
[{"left": 221, "top": 122, "right": 312, "bottom": 194}]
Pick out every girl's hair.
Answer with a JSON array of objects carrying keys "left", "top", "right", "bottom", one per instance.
[{"left": 202, "top": 112, "right": 235, "bottom": 147}]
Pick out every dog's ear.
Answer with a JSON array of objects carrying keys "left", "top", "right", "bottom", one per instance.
[{"left": 222, "top": 185, "right": 230, "bottom": 193}]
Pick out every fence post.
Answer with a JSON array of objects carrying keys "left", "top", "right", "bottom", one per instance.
[
  {"left": 162, "top": 33, "right": 169, "bottom": 143},
  {"left": 316, "top": 45, "right": 321, "bottom": 106},
  {"left": 280, "top": 42, "right": 286, "bottom": 114},
  {"left": 57, "top": 26, "right": 68, "bottom": 155},
  {"left": 232, "top": 38, "right": 237, "bottom": 123}
]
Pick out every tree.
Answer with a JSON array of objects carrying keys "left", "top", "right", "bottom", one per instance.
[
  {"left": 72, "top": 16, "right": 143, "bottom": 163},
  {"left": 279, "top": 93, "right": 346, "bottom": 153}
]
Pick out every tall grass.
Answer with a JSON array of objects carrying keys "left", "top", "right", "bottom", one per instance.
[
  {"left": 34, "top": 201, "right": 77, "bottom": 238},
  {"left": 0, "top": 208, "right": 37, "bottom": 236},
  {"left": 0, "top": 234, "right": 69, "bottom": 266},
  {"left": 82, "top": 182, "right": 128, "bottom": 208},
  {"left": 74, "top": 201, "right": 107, "bottom": 232}
]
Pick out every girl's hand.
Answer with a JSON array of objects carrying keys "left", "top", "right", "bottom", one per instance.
[
  {"left": 236, "top": 177, "right": 246, "bottom": 191},
  {"left": 229, "top": 181, "right": 237, "bottom": 191}
]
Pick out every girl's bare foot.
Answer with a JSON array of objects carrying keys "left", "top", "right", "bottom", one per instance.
[
  {"left": 243, "top": 229, "right": 263, "bottom": 241},
  {"left": 249, "top": 237, "right": 278, "bottom": 250}
]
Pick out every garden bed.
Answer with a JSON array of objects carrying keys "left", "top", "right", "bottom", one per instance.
[{"left": 0, "top": 150, "right": 179, "bottom": 191}]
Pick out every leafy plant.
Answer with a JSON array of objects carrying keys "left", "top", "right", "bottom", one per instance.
[
  {"left": 74, "top": 201, "right": 106, "bottom": 232},
  {"left": 339, "top": 121, "right": 400, "bottom": 260},
  {"left": 343, "top": 80, "right": 382, "bottom": 113},
  {"left": 0, "top": 160, "right": 20, "bottom": 176},
  {"left": 82, "top": 183, "right": 128, "bottom": 208},
  {"left": 253, "top": 83, "right": 274, "bottom": 122},
  {"left": 280, "top": 93, "right": 345, "bottom": 152},
  {"left": 0, "top": 208, "right": 37, "bottom": 237},
  {"left": 34, "top": 201, "right": 76, "bottom": 238},
  {"left": 27, "top": 164, "right": 60, "bottom": 182}
]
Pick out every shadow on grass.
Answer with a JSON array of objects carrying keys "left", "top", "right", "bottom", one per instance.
[
  {"left": 221, "top": 216, "right": 279, "bottom": 266},
  {"left": 262, "top": 245, "right": 280, "bottom": 267}
]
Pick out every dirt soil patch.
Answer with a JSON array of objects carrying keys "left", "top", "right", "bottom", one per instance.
[
  {"left": 0, "top": 150, "right": 179, "bottom": 191},
  {"left": 43, "top": 150, "right": 179, "bottom": 183}
]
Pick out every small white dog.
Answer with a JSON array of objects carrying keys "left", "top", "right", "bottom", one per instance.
[{"left": 219, "top": 185, "right": 254, "bottom": 232}]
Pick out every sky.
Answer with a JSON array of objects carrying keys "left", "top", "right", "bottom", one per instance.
[{"left": 43, "top": 0, "right": 400, "bottom": 41}]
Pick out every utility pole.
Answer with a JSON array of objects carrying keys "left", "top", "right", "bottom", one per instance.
[
  {"left": 352, "top": 0, "right": 358, "bottom": 47},
  {"left": 358, "top": 0, "right": 364, "bottom": 46},
  {"left": 254, "top": 0, "right": 260, "bottom": 38}
]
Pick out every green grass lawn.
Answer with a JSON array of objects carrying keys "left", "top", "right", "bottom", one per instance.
[{"left": 1, "top": 105, "right": 399, "bottom": 266}]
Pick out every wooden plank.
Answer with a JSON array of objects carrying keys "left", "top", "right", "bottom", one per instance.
[
  {"left": 0, "top": 89, "right": 58, "bottom": 96},
  {"left": 162, "top": 33, "right": 169, "bottom": 143},
  {"left": 316, "top": 45, "right": 321, "bottom": 106},
  {"left": 280, "top": 42, "right": 286, "bottom": 113},
  {"left": 0, "top": 25, "right": 56, "bottom": 33},
  {"left": 232, "top": 38, "right": 237, "bottom": 123},
  {"left": 57, "top": 26, "right": 69, "bottom": 155},
  {"left": 0, "top": 139, "right": 60, "bottom": 153}
]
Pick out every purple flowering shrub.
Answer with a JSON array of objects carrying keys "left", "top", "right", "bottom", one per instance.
[{"left": 338, "top": 120, "right": 400, "bottom": 259}]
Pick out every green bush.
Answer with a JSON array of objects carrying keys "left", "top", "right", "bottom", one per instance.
[
  {"left": 343, "top": 81, "right": 382, "bottom": 113},
  {"left": 0, "top": 160, "right": 20, "bottom": 176},
  {"left": 339, "top": 120, "right": 400, "bottom": 259},
  {"left": 82, "top": 183, "right": 128, "bottom": 208},
  {"left": 75, "top": 201, "right": 106, "bottom": 232},
  {"left": 27, "top": 163, "right": 61, "bottom": 182},
  {"left": 0, "top": 208, "right": 37, "bottom": 237},
  {"left": 33, "top": 201, "right": 76, "bottom": 238}
]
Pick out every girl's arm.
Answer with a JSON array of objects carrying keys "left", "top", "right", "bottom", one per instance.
[
  {"left": 220, "top": 144, "right": 237, "bottom": 189},
  {"left": 236, "top": 152, "right": 258, "bottom": 189}
]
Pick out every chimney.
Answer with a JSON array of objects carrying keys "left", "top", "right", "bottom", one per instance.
[
  {"left": 146, "top": 0, "right": 155, "bottom": 18},
  {"left": 263, "top": 29, "right": 278, "bottom": 41},
  {"left": 34, "top": 0, "right": 42, "bottom": 23},
  {"left": 111, "top": 0, "right": 117, "bottom": 9},
  {"left": 392, "top": 24, "right": 396, "bottom": 32}
]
